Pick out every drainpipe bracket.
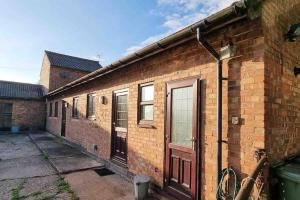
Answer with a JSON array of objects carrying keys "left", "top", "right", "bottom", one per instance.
[{"left": 245, "top": 0, "right": 262, "bottom": 20}]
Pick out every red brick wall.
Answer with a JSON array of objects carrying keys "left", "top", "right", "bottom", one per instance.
[
  {"left": 39, "top": 55, "right": 51, "bottom": 93},
  {"left": 46, "top": 99, "right": 62, "bottom": 135},
  {"left": 39, "top": 54, "right": 93, "bottom": 93},
  {"left": 0, "top": 99, "right": 45, "bottom": 130},
  {"left": 46, "top": 18, "right": 264, "bottom": 199},
  {"left": 49, "top": 66, "right": 91, "bottom": 92},
  {"left": 263, "top": 0, "right": 300, "bottom": 162}
]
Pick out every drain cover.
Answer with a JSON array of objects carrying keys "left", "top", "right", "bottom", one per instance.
[{"left": 94, "top": 168, "right": 115, "bottom": 176}]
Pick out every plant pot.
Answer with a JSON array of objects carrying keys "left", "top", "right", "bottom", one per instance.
[{"left": 11, "top": 126, "right": 20, "bottom": 133}]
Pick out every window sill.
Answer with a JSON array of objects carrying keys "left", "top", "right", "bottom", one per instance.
[
  {"left": 138, "top": 123, "right": 155, "bottom": 129},
  {"left": 87, "top": 116, "right": 96, "bottom": 121}
]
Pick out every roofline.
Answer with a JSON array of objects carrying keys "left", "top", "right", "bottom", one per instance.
[
  {"left": 0, "top": 96, "right": 45, "bottom": 101},
  {"left": 45, "top": 50, "right": 101, "bottom": 64},
  {"left": 50, "top": 64, "right": 100, "bottom": 73},
  {"left": 47, "top": 0, "right": 260, "bottom": 97},
  {"left": 0, "top": 80, "right": 42, "bottom": 87}
]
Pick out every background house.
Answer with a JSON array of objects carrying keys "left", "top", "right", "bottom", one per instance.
[
  {"left": 0, "top": 81, "right": 45, "bottom": 131},
  {"left": 39, "top": 50, "right": 102, "bottom": 93},
  {"left": 0, "top": 51, "right": 101, "bottom": 131}
]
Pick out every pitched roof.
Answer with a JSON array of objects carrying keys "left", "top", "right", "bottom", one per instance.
[
  {"left": 45, "top": 51, "right": 102, "bottom": 72},
  {"left": 0, "top": 80, "right": 44, "bottom": 100}
]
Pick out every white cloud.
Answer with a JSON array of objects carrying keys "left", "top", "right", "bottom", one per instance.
[{"left": 124, "top": 0, "right": 236, "bottom": 55}]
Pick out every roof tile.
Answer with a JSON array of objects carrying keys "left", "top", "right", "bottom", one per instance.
[
  {"left": 45, "top": 51, "right": 101, "bottom": 72},
  {"left": 0, "top": 80, "right": 44, "bottom": 99}
]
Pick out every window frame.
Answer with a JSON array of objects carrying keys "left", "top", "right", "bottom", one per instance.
[
  {"left": 54, "top": 102, "right": 58, "bottom": 117},
  {"left": 49, "top": 102, "right": 53, "bottom": 117},
  {"left": 86, "top": 93, "right": 96, "bottom": 119},
  {"left": 138, "top": 82, "right": 154, "bottom": 126},
  {"left": 72, "top": 97, "right": 79, "bottom": 118}
]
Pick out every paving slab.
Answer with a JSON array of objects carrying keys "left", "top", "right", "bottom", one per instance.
[
  {"left": 0, "top": 155, "right": 56, "bottom": 180},
  {"left": 51, "top": 155, "right": 104, "bottom": 173},
  {"left": 28, "top": 131, "right": 54, "bottom": 137},
  {"left": 0, "top": 133, "right": 32, "bottom": 145},
  {"left": 65, "top": 169, "right": 134, "bottom": 200},
  {"left": 44, "top": 146, "right": 86, "bottom": 158},
  {"left": 29, "top": 132, "right": 104, "bottom": 174},
  {"left": 34, "top": 140, "right": 66, "bottom": 150},
  {"left": 0, "top": 175, "right": 73, "bottom": 200},
  {"left": 0, "top": 142, "right": 41, "bottom": 160},
  {"left": 0, "top": 178, "right": 22, "bottom": 200}
]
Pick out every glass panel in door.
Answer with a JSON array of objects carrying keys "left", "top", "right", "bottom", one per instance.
[
  {"left": 116, "top": 95, "right": 128, "bottom": 128},
  {"left": 171, "top": 86, "right": 193, "bottom": 148}
]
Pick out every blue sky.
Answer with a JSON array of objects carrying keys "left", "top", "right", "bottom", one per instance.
[{"left": 0, "top": 0, "right": 234, "bottom": 84}]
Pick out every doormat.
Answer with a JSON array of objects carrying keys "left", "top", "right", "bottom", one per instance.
[{"left": 94, "top": 168, "right": 115, "bottom": 176}]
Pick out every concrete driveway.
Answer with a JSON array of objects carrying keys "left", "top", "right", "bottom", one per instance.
[
  {"left": 0, "top": 131, "right": 136, "bottom": 200},
  {"left": 0, "top": 132, "right": 74, "bottom": 199},
  {"left": 0, "top": 131, "right": 173, "bottom": 200}
]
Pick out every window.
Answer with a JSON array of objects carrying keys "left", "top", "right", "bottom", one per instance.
[
  {"left": 54, "top": 102, "right": 58, "bottom": 117},
  {"left": 49, "top": 102, "right": 53, "bottom": 117},
  {"left": 139, "top": 83, "right": 154, "bottom": 124},
  {"left": 72, "top": 97, "right": 79, "bottom": 118},
  {"left": 87, "top": 94, "right": 96, "bottom": 118}
]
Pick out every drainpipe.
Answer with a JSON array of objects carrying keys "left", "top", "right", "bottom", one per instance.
[{"left": 196, "top": 27, "right": 223, "bottom": 195}]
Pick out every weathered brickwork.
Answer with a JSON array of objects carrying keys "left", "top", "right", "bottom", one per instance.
[
  {"left": 39, "top": 55, "right": 51, "bottom": 93},
  {"left": 262, "top": 0, "right": 300, "bottom": 163},
  {"left": 49, "top": 66, "right": 90, "bottom": 92},
  {"left": 46, "top": 18, "right": 265, "bottom": 199},
  {"left": 0, "top": 99, "right": 45, "bottom": 130},
  {"left": 39, "top": 54, "right": 92, "bottom": 92}
]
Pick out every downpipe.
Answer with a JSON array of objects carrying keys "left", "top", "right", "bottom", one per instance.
[{"left": 196, "top": 27, "right": 223, "bottom": 199}]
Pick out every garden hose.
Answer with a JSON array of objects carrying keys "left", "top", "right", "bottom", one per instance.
[{"left": 216, "top": 167, "right": 239, "bottom": 200}]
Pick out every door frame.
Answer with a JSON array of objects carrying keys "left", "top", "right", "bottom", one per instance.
[
  {"left": 164, "top": 77, "right": 201, "bottom": 200},
  {"left": 111, "top": 88, "right": 129, "bottom": 165},
  {"left": 61, "top": 100, "right": 67, "bottom": 137},
  {"left": 0, "top": 103, "right": 13, "bottom": 131}
]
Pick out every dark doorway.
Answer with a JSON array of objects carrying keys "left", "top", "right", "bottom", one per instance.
[
  {"left": 165, "top": 78, "right": 200, "bottom": 200},
  {"left": 61, "top": 101, "right": 67, "bottom": 137},
  {"left": 0, "top": 103, "right": 13, "bottom": 131},
  {"left": 111, "top": 89, "right": 128, "bottom": 165}
]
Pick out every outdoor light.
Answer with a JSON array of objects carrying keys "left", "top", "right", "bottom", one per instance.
[
  {"left": 285, "top": 23, "right": 300, "bottom": 42},
  {"left": 100, "top": 96, "right": 106, "bottom": 104},
  {"left": 220, "top": 44, "right": 236, "bottom": 60},
  {"left": 294, "top": 66, "right": 300, "bottom": 76}
]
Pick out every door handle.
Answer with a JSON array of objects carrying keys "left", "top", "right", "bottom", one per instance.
[{"left": 192, "top": 137, "right": 197, "bottom": 151}]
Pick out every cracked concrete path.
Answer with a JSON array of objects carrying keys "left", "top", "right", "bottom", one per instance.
[
  {"left": 65, "top": 170, "right": 135, "bottom": 200},
  {"left": 0, "top": 132, "right": 74, "bottom": 200},
  {"left": 28, "top": 131, "right": 104, "bottom": 173},
  {"left": 0, "top": 132, "right": 170, "bottom": 200}
]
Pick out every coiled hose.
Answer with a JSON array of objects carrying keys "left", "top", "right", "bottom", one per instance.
[{"left": 216, "top": 167, "right": 239, "bottom": 200}]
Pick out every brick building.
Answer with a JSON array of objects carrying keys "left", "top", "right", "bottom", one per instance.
[
  {"left": 1, "top": 0, "right": 299, "bottom": 199},
  {"left": 0, "top": 81, "right": 45, "bottom": 131},
  {"left": 44, "top": 0, "right": 300, "bottom": 199},
  {"left": 0, "top": 52, "right": 101, "bottom": 132},
  {"left": 39, "top": 50, "right": 102, "bottom": 92}
]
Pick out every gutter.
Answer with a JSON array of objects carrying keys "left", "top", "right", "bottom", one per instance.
[{"left": 47, "top": 0, "right": 251, "bottom": 97}]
